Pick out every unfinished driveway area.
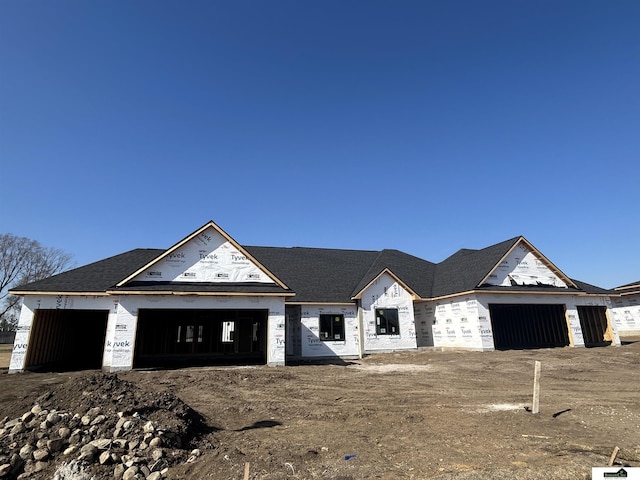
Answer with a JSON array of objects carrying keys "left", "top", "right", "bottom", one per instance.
[{"left": 1, "top": 341, "right": 639, "bottom": 480}]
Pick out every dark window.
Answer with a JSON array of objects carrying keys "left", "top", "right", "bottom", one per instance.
[
  {"left": 319, "top": 314, "right": 345, "bottom": 341},
  {"left": 376, "top": 309, "right": 399, "bottom": 335},
  {"left": 177, "top": 325, "right": 204, "bottom": 343}
]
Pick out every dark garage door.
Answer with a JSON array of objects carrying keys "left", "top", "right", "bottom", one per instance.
[
  {"left": 134, "top": 309, "right": 268, "bottom": 368},
  {"left": 25, "top": 309, "right": 108, "bottom": 371},
  {"left": 577, "top": 306, "right": 611, "bottom": 347},
  {"left": 489, "top": 304, "right": 570, "bottom": 350}
]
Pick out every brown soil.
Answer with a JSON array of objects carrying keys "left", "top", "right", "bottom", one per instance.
[{"left": 2, "top": 339, "right": 640, "bottom": 480}]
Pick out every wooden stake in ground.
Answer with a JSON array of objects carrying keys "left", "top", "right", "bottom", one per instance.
[
  {"left": 532, "top": 361, "right": 541, "bottom": 414},
  {"left": 243, "top": 462, "right": 250, "bottom": 480},
  {"left": 608, "top": 446, "right": 620, "bottom": 466}
]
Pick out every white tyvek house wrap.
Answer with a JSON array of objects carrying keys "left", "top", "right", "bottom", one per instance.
[
  {"left": 9, "top": 300, "right": 35, "bottom": 372},
  {"left": 104, "top": 298, "right": 138, "bottom": 370},
  {"left": 610, "top": 294, "right": 640, "bottom": 334},
  {"left": 299, "top": 305, "right": 359, "bottom": 358},
  {"left": 429, "top": 296, "right": 488, "bottom": 350},
  {"left": 9, "top": 295, "right": 115, "bottom": 372},
  {"left": 267, "top": 305, "right": 286, "bottom": 366},
  {"left": 485, "top": 243, "right": 567, "bottom": 288},
  {"left": 132, "top": 226, "right": 274, "bottom": 284},
  {"left": 101, "top": 298, "right": 121, "bottom": 368},
  {"left": 102, "top": 295, "right": 287, "bottom": 370},
  {"left": 361, "top": 273, "right": 418, "bottom": 352}
]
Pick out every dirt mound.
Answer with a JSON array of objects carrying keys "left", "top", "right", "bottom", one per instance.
[
  {"left": 0, "top": 373, "right": 210, "bottom": 480},
  {"left": 35, "top": 373, "right": 207, "bottom": 442}
]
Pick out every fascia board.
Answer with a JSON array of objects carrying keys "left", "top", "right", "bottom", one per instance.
[
  {"left": 106, "top": 289, "right": 296, "bottom": 297},
  {"left": 426, "top": 288, "right": 607, "bottom": 302},
  {"left": 285, "top": 301, "right": 357, "bottom": 306},
  {"left": 615, "top": 283, "right": 640, "bottom": 292},
  {"left": 617, "top": 290, "right": 639, "bottom": 297},
  {"left": 425, "top": 290, "right": 477, "bottom": 302},
  {"left": 472, "top": 289, "right": 593, "bottom": 297},
  {"left": 8, "top": 290, "right": 110, "bottom": 296}
]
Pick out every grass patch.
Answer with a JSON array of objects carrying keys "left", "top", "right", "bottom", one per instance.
[{"left": 0, "top": 343, "right": 13, "bottom": 369}]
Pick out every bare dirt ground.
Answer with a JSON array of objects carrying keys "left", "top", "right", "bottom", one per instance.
[
  {"left": 1, "top": 339, "right": 639, "bottom": 479},
  {"left": 0, "top": 345, "right": 12, "bottom": 371}
]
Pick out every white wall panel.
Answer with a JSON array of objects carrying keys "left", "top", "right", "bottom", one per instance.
[
  {"left": 361, "top": 273, "right": 417, "bottom": 352},
  {"left": 429, "top": 295, "right": 487, "bottom": 350},
  {"left": 610, "top": 294, "right": 640, "bottom": 335},
  {"left": 299, "top": 305, "right": 359, "bottom": 358}
]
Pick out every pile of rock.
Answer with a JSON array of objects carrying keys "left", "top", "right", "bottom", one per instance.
[{"left": 0, "top": 375, "right": 207, "bottom": 480}]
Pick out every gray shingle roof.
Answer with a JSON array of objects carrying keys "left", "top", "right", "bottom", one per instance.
[
  {"left": 11, "top": 237, "right": 612, "bottom": 302},
  {"left": 570, "top": 279, "right": 618, "bottom": 296},
  {"left": 245, "top": 246, "right": 379, "bottom": 303},
  {"left": 11, "top": 249, "right": 163, "bottom": 293},
  {"left": 350, "top": 249, "right": 436, "bottom": 298},
  {"left": 430, "top": 237, "right": 521, "bottom": 298}
]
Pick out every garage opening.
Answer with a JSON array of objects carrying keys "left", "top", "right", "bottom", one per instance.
[
  {"left": 577, "top": 306, "right": 611, "bottom": 347},
  {"left": 25, "top": 309, "right": 108, "bottom": 371},
  {"left": 489, "top": 304, "right": 569, "bottom": 350},
  {"left": 134, "top": 309, "right": 268, "bottom": 368}
]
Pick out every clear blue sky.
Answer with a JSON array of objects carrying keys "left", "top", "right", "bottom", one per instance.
[{"left": 1, "top": 1, "right": 638, "bottom": 289}]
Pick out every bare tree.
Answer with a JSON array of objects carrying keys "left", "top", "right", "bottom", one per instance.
[{"left": 0, "top": 234, "right": 73, "bottom": 331}]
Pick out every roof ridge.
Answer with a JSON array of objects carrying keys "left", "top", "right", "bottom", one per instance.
[
  {"left": 244, "top": 244, "right": 380, "bottom": 254},
  {"left": 349, "top": 250, "right": 388, "bottom": 298}
]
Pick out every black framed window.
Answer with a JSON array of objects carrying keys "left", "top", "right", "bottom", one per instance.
[
  {"left": 376, "top": 308, "right": 399, "bottom": 335},
  {"left": 319, "top": 314, "right": 345, "bottom": 341}
]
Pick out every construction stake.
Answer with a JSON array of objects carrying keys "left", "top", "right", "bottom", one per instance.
[
  {"left": 608, "top": 446, "right": 620, "bottom": 466},
  {"left": 243, "top": 462, "right": 250, "bottom": 480},
  {"left": 532, "top": 361, "right": 541, "bottom": 414}
]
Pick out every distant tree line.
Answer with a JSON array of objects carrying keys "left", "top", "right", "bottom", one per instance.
[{"left": 0, "top": 234, "right": 73, "bottom": 331}]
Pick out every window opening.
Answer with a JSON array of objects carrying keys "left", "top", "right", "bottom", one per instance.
[
  {"left": 185, "top": 325, "right": 194, "bottom": 343},
  {"left": 222, "top": 321, "right": 235, "bottom": 343},
  {"left": 376, "top": 309, "right": 399, "bottom": 335},
  {"left": 319, "top": 314, "right": 345, "bottom": 341}
]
